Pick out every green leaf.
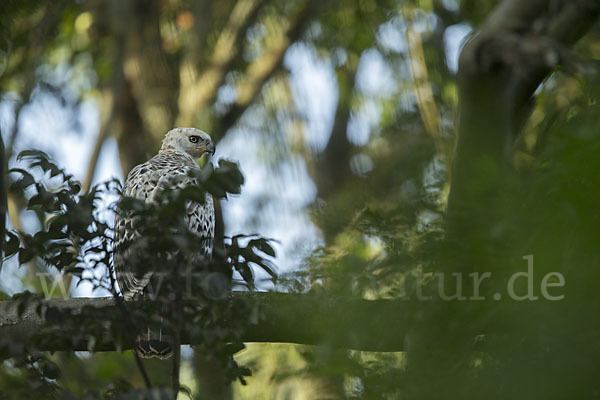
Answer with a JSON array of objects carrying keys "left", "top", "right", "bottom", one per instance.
[
  {"left": 4, "top": 231, "right": 20, "bottom": 257},
  {"left": 16, "top": 149, "right": 51, "bottom": 162},
  {"left": 42, "top": 360, "right": 61, "bottom": 380},
  {"left": 249, "top": 238, "right": 276, "bottom": 257},
  {"left": 8, "top": 168, "right": 35, "bottom": 191},
  {"left": 18, "top": 248, "right": 34, "bottom": 265},
  {"left": 65, "top": 266, "right": 84, "bottom": 276}
]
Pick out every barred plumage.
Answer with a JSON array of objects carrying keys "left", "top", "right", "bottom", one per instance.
[{"left": 113, "top": 127, "right": 216, "bottom": 358}]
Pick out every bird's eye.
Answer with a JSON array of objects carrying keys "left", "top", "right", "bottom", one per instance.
[{"left": 189, "top": 135, "right": 199, "bottom": 143}]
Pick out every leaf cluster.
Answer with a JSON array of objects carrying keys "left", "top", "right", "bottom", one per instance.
[{"left": 1, "top": 151, "right": 277, "bottom": 397}]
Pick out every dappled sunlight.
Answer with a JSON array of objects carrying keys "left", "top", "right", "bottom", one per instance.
[{"left": 2, "top": 0, "right": 600, "bottom": 398}]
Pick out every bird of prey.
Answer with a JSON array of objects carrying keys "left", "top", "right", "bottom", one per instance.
[{"left": 113, "top": 127, "right": 216, "bottom": 358}]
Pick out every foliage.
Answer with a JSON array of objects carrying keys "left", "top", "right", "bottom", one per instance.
[
  {"left": 1, "top": 151, "right": 276, "bottom": 398},
  {"left": 2, "top": 0, "right": 600, "bottom": 399}
]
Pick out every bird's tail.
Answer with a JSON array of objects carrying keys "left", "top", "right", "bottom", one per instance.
[{"left": 135, "top": 327, "right": 173, "bottom": 359}]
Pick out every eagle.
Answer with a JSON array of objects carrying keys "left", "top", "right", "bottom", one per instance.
[{"left": 113, "top": 127, "right": 216, "bottom": 359}]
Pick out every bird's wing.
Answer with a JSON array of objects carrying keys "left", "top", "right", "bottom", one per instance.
[
  {"left": 113, "top": 160, "right": 161, "bottom": 300},
  {"left": 185, "top": 191, "right": 215, "bottom": 258},
  {"left": 149, "top": 165, "right": 215, "bottom": 258},
  {"left": 113, "top": 152, "right": 215, "bottom": 299}
]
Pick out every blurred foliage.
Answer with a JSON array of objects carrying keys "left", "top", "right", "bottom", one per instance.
[{"left": 1, "top": 0, "right": 600, "bottom": 399}]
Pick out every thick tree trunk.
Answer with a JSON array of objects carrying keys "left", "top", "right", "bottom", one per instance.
[
  {"left": 0, "top": 134, "right": 5, "bottom": 265},
  {"left": 403, "top": 1, "right": 599, "bottom": 398}
]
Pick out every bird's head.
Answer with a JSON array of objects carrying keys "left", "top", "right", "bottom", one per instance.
[{"left": 160, "top": 127, "right": 216, "bottom": 159}]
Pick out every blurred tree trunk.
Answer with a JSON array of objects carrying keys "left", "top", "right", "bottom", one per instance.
[
  {"left": 313, "top": 64, "right": 356, "bottom": 201},
  {"left": 89, "top": 0, "right": 158, "bottom": 174},
  {"left": 298, "top": 55, "right": 361, "bottom": 400},
  {"left": 125, "top": 0, "right": 179, "bottom": 141},
  {"left": 0, "top": 134, "right": 5, "bottom": 265},
  {"left": 404, "top": 1, "right": 600, "bottom": 398},
  {"left": 193, "top": 351, "right": 233, "bottom": 400}
]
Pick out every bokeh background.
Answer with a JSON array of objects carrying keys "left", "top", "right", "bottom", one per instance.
[{"left": 2, "top": 0, "right": 600, "bottom": 398}]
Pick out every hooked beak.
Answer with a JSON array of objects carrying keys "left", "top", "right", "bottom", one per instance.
[{"left": 196, "top": 141, "right": 216, "bottom": 156}]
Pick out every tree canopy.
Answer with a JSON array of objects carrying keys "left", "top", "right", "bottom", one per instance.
[{"left": 1, "top": 0, "right": 600, "bottom": 399}]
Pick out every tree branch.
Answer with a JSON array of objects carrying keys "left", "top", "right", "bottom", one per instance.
[
  {"left": 0, "top": 293, "right": 413, "bottom": 352},
  {"left": 176, "top": 0, "right": 267, "bottom": 127},
  {"left": 213, "top": 0, "right": 314, "bottom": 141},
  {"left": 447, "top": 0, "right": 599, "bottom": 230},
  {"left": 403, "top": 6, "right": 443, "bottom": 155},
  {"left": 407, "top": 3, "right": 599, "bottom": 395}
]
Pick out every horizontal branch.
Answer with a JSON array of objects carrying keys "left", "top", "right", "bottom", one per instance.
[{"left": 0, "top": 292, "right": 413, "bottom": 352}]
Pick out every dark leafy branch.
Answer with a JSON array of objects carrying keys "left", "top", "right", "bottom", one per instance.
[{"left": 2, "top": 150, "right": 277, "bottom": 389}]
